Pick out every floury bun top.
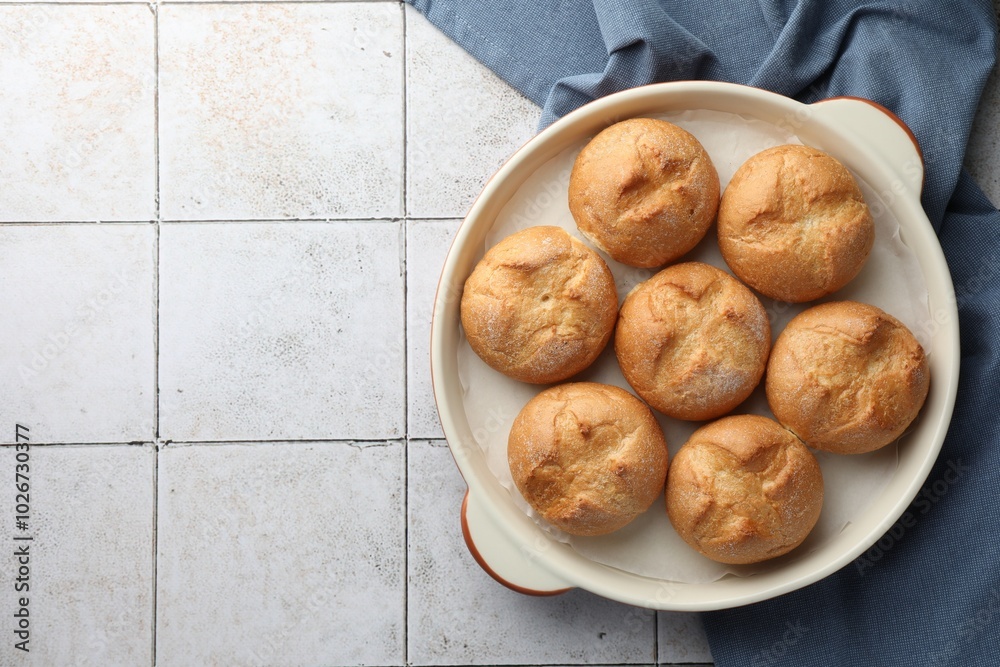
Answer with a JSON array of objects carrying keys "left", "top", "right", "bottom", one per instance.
[{"left": 568, "top": 118, "right": 721, "bottom": 269}]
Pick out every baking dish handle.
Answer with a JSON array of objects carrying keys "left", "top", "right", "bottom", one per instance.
[
  {"left": 810, "top": 96, "right": 924, "bottom": 199},
  {"left": 461, "top": 490, "right": 573, "bottom": 596}
]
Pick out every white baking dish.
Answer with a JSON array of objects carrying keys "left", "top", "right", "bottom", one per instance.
[{"left": 430, "top": 81, "right": 959, "bottom": 610}]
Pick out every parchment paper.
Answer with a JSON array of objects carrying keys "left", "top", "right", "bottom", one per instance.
[{"left": 457, "top": 110, "right": 931, "bottom": 583}]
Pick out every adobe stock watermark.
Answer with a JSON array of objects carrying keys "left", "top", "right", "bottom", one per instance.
[
  {"left": 0, "top": 7, "right": 55, "bottom": 59},
  {"left": 517, "top": 529, "right": 554, "bottom": 567},
  {"left": 448, "top": 405, "right": 513, "bottom": 462},
  {"left": 245, "top": 565, "right": 340, "bottom": 667},
  {"left": 854, "top": 458, "right": 970, "bottom": 577},
  {"left": 914, "top": 250, "right": 1000, "bottom": 349},
  {"left": 350, "top": 16, "right": 394, "bottom": 52},
  {"left": 770, "top": 81, "right": 832, "bottom": 135},
  {"left": 503, "top": 169, "right": 572, "bottom": 232},
  {"left": 73, "top": 607, "right": 133, "bottom": 667},
  {"left": 234, "top": 259, "right": 313, "bottom": 341},
  {"left": 60, "top": 65, "right": 158, "bottom": 175},
  {"left": 407, "top": 87, "right": 492, "bottom": 173},
  {"left": 748, "top": 619, "right": 811, "bottom": 667},
  {"left": 17, "top": 267, "right": 133, "bottom": 381},
  {"left": 926, "top": 587, "right": 1000, "bottom": 667},
  {"left": 12, "top": 424, "right": 32, "bottom": 654},
  {"left": 621, "top": 581, "right": 678, "bottom": 635}
]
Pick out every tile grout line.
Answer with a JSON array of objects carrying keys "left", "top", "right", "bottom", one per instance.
[
  {"left": 151, "top": 1, "right": 161, "bottom": 664},
  {"left": 0, "top": 217, "right": 467, "bottom": 225},
  {"left": 654, "top": 611, "right": 659, "bottom": 666},
  {"left": 401, "top": 0, "right": 409, "bottom": 223},
  {"left": 0, "top": 438, "right": 407, "bottom": 448},
  {"left": 401, "top": 3, "right": 409, "bottom": 665},
  {"left": 0, "top": 0, "right": 404, "bottom": 5},
  {"left": 378, "top": 663, "right": 701, "bottom": 666},
  {"left": 152, "top": 0, "right": 161, "bottom": 444},
  {"left": 150, "top": 437, "right": 159, "bottom": 667},
  {"left": 162, "top": 437, "right": 407, "bottom": 445},
  {"left": 151, "top": 225, "right": 161, "bottom": 667},
  {"left": 256, "top": 664, "right": 699, "bottom": 667}
]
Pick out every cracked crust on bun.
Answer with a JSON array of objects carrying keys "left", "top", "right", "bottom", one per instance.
[
  {"left": 461, "top": 226, "right": 618, "bottom": 384},
  {"left": 508, "top": 382, "right": 669, "bottom": 536}
]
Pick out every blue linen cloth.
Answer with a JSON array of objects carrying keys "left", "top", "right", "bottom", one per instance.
[{"left": 408, "top": 0, "right": 1000, "bottom": 664}]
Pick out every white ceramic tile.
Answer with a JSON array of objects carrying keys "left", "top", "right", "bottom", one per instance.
[
  {"left": 158, "top": 222, "right": 405, "bottom": 441},
  {"left": 156, "top": 441, "right": 404, "bottom": 667},
  {"left": 658, "top": 611, "right": 713, "bottom": 664},
  {"left": 0, "top": 225, "right": 155, "bottom": 444},
  {"left": 405, "top": 7, "right": 540, "bottom": 218},
  {"left": 407, "top": 440, "right": 656, "bottom": 665},
  {"left": 0, "top": 6, "right": 155, "bottom": 221},
  {"left": 0, "top": 444, "right": 154, "bottom": 666},
  {"left": 965, "top": 57, "right": 1000, "bottom": 207},
  {"left": 406, "top": 219, "right": 460, "bottom": 439},
  {"left": 158, "top": 3, "right": 403, "bottom": 221}
]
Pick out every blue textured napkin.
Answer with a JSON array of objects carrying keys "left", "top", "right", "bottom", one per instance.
[{"left": 409, "top": 0, "right": 1000, "bottom": 664}]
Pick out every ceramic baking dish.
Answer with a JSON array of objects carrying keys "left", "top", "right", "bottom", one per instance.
[{"left": 430, "top": 81, "right": 959, "bottom": 610}]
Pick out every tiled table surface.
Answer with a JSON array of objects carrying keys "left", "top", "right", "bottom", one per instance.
[{"left": 0, "top": 2, "right": 996, "bottom": 665}]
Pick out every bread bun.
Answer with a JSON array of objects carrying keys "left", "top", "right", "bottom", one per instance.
[
  {"left": 717, "top": 144, "right": 874, "bottom": 303},
  {"left": 766, "top": 301, "right": 929, "bottom": 454},
  {"left": 568, "top": 118, "right": 720, "bottom": 268},
  {"left": 666, "top": 415, "right": 823, "bottom": 564},
  {"left": 507, "top": 382, "right": 669, "bottom": 536},
  {"left": 460, "top": 226, "right": 618, "bottom": 384},
  {"left": 615, "top": 262, "right": 770, "bottom": 421}
]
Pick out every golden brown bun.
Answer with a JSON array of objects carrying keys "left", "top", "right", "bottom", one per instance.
[
  {"left": 568, "top": 118, "right": 720, "bottom": 268},
  {"left": 460, "top": 226, "right": 618, "bottom": 384},
  {"left": 615, "top": 262, "right": 770, "bottom": 421},
  {"left": 507, "top": 382, "right": 669, "bottom": 536},
  {"left": 666, "top": 415, "right": 824, "bottom": 564},
  {"left": 766, "top": 301, "right": 930, "bottom": 454},
  {"left": 717, "top": 144, "right": 875, "bottom": 303}
]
